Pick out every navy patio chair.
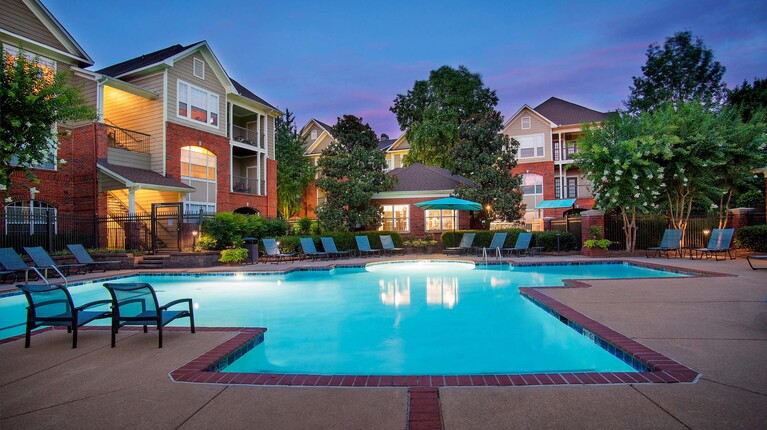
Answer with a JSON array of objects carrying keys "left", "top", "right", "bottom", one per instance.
[
  {"left": 103, "top": 282, "right": 195, "bottom": 348},
  {"left": 746, "top": 255, "right": 767, "bottom": 270},
  {"left": 262, "top": 238, "right": 296, "bottom": 264},
  {"left": 645, "top": 229, "right": 683, "bottom": 258},
  {"left": 443, "top": 233, "right": 475, "bottom": 255},
  {"left": 300, "top": 237, "right": 329, "bottom": 260},
  {"left": 320, "top": 237, "right": 352, "bottom": 259},
  {"left": 355, "top": 236, "right": 381, "bottom": 258},
  {"left": 24, "top": 246, "right": 87, "bottom": 277},
  {"left": 67, "top": 244, "right": 120, "bottom": 272},
  {"left": 19, "top": 283, "right": 112, "bottom": 348},
  {"left": 0, "top": 247, "right": 45, "bottom": 284},
  {"left": 478, "top": 232, "right": 507, "bottom": 257},
  {"left": 380, "top": 235, "right": 405, "bottom": 256},
  {"left": 693, "top": 229, "right": 735, "bottom": 261},
  {"left": 503, "top": 232, "right": 533, "bottom": 257}
]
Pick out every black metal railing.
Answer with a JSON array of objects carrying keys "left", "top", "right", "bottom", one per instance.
[
  {"left": 232, "top": 175, "right": 266, "bottom": 196},
  {"left": 106, "top": 124, "right": 151, "bottom": 154}
]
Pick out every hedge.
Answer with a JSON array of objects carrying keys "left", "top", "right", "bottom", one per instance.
[
  {"left": 441, "top": 229, "right": 578, "bottom": 252},
  {"left": 735, "top": 225, "right": 767, "bottom": 252},
  {"left": 270, "top": 231, "right": 403, "bottom": 254}
]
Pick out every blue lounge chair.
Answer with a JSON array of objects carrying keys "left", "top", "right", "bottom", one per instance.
[
  {"left": 300, "top": 237, "right": 329, "bottom": 260},
  {"left": 746, "top": 255, "right": 767, "bottom": 270},
  {"left": 478, "top": 232, "right": 507, "bottom": 256},
  {"left": 67, "top": 244, "right": 120, "bottom": 272},
  {"left": 693, "top": 228, "right": 735, "bottom": 261},
  {"left": 380, "top": 235, "right": 404, "bottom": 256},
  {"left": 103, "top": 282, "right": 194, "bottom": 348},
  {"left": 262, "top": 238, "right": 296, "bottom": 264},
  {"left": 24, "top": 246, "right": 87, "bottom": 277},
  {"left": 355, "top": 236, "right": 381, "bottom": 258},
  {"left": 443, "top": 233, "right": 475, "bottom": 255},
  {"left": 321, "top": 237, "right": 352, "bottom": 259},
  {"left": 0, "top": 247, "right": 46, "bottom": 284},
  {"left": 18, "top": 284, "right": 112, "bottom": 348},
  {"left": 503, "top": 232, "right": 533, "bottom": 257},
  {"left": 645, "top": 229, "right": 683, "bottom": 258}
]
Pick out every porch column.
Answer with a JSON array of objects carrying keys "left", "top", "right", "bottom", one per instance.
[
  {"left": 128, "top": 187, "right": 137, "bottom": 215},
  {"left": 256, "top": 114, "right": 261, "bottom": 148}
]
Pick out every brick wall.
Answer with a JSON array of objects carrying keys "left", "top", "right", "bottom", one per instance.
[{"left": 370, "top": 197, "right": 471, "bottom": 240}]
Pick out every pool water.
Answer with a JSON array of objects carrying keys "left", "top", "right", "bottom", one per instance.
[{"left": 0, "top": 262, "right": 686, "bottom": 375}]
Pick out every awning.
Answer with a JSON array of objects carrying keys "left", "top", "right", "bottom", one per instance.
[{"left": 535, "top": 199, "right": 576, "bottom": 209}]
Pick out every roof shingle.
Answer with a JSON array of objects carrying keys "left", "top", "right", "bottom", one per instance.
[
  {"left": 387, "top": 163, "right": 474, "bottom": 192},
  {"left": 534, "top": 97, "right": 608, "bottom": 126},
  {"left": 97, "top": 161, "right": 194, "bottom": 190},
  {"left": 96, "top": 43, "right": 197, "bottom": 77}
]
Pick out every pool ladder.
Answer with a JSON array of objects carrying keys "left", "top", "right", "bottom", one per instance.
[{"left": 481, "top": 247, "right": 503, "bottom": 265}]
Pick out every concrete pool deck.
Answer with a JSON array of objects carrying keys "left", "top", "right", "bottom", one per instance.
[{"left": 1, "top": 255, "right": 765, "bottom": 429}]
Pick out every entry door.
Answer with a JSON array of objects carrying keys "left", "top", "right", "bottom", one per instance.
[{"left": 151, "top": 203, "right": 183, "bottom": 253}]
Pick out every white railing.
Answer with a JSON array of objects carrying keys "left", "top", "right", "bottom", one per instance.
[{"left": 232, "top": 125, "right": 265, "bottom": 150}]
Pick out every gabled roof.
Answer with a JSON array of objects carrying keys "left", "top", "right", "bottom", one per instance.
[
  {"left": 300, "top": 118, "right": 334, "bottom": 138},
  {"left": 96, "top": 43, "right": 195, "bottom": 77},
  {"left": 387, "top": 163, "right": 474, "bottom": 192},
  {"left": 377, "top": 138, "right": 397, "bottom": 151},
  {"left": 230, "top": 78, "right": 279, "bottom": 112},
  {"left": 533, "top": 97, "right": 609, "bottom": 126},
  {"left": 97, "top": 161, "right": 194, "bottom": 192},
  {"left": 388, "top": 134, "right": 410, "bottom": 152}
]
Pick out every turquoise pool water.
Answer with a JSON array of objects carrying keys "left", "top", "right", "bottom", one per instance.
[{"left": 0, "top": 262, "right": 686, "bottom": 375}]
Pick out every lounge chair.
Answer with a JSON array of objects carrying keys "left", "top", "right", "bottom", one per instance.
[
  {"left": 299, "top": 237, "right": 329, "bottom": 260},
  {"left": 103, "top": 282, "right": 195, "bottom": 348},
  {"left": 321, "top": 237, "right": 352, "bottom": 259},
  {"left": 262, "top": 238, "right": 296, "bottom": 264},
  {"left": 503, "top": 232, "right": 533, "bottom": 257},
  {"left": 645, "top": 229, "right": 682, "bottom": 258},
  {"left": 746, "top": 255, "right": 767, "bottom": 270},
  {"left": 380, "top": 235, "right": 404, "bottom": 256},
  {"left": 478, "top": 232, "right": 507, "bottom": 257},
  {"left": 355, "top": 236, "right": 381, "bottom": 258},
  {"left": 692, "top": 228, "right": 735, "bottom": 261},
  {"left": 0, "top": 247, "right": 46, "bottom": 284},
  {"left": 443, "top": 233, "right": 475, "bottom": 255},
  {"left": 24, "top": 246, "right": 88, "bottom": 277},
  {"left": 67, "top": 244, "right": 120, "bottom": 272},
  {"left": 1, "top": 269, "right": 15, "bottom": 283},
  {"left": 18, "top": 284, "right": 112, "bottom": 348}
]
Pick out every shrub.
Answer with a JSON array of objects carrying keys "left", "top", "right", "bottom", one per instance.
[
  {"left": 272, "top": 231, "right": 403, "bottom": 254},
  {"left": 198, "top": 234, "right": 217, "bottom": 251},
  {"left": 532, "top": 231, "right": 577, "bottom": 252},
  {"left": 219, "top": 247, "right": 248, "bottom": 264},
  {"left": 297, "top": 217, "right": 312, "bottom": 236},
  {"left": 441, "top": 229, "right": 526, "bottom": 248},
  {"left": 735, "top": 225, "right": 767, "bottom": 252},
  {"left": 202, "top": 212, "right": 290, "bottom": 250},
  {"left": 735, "top": 190, "right": 764, "bottom": 209}
]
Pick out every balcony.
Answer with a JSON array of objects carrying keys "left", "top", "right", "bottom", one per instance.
[
  {"left": 106, "top": 124, "right": 150, "bottom": 154},
  {"left": 232, "top": 175, "right": 266, "bottom": 196},
  {"left": 231, "top": 125, "right": 265, "bottom": 150},
  {"left": 553, "top": 145, "right": 577, "bottom": 162}
]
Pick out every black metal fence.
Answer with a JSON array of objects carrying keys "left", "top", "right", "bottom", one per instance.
[{"left": 549, "top": 217, "right": 582, "bottom": 248}]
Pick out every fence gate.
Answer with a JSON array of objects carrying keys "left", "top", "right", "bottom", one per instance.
[{"left": 151, "top": 203, "right": 182, "bottom": 253}]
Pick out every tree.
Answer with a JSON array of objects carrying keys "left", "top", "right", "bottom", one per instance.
[
  {"left": 390, "top": 65, "right": 524, "bottom": 224},
  {"left": 275, "top": 108, "right": 314, "bottom": 219},
  {"left": 1, "top": 49, "right": 95, "bottom": 194},
  {"left": 315, "top": 115, "right": 394, "bottom": 231},
  {"left": 728, "top": 77, "right": 767, "bottom": 122},
  {"left": 626, "top": 31, "right": 727, "bottom": 113},
  {"left": 574, "top": 112, "right": 668, "bottom": 251}
]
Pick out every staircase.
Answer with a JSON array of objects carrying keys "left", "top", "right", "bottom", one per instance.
[{"left": 137, "top": 254, "right": 170, "bottom": 269}]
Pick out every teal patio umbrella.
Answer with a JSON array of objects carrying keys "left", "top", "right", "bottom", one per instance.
[{"left": 414, "top": 197, "right": 483, "bottom": 244}]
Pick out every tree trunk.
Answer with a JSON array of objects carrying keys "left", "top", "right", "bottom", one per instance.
[{"left": 622, "top": 209, "right": 637, "bottom": 252}]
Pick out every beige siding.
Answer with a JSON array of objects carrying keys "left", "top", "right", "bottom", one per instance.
[
  {"left": 98, "top": 173, "right": 124, "bottom": 192},
  {"left": 268, "top": 116, "right": 275, "bottom": 159},
  {"left": 59, "top": 64, "right": 97, "bottom": 128},
  {"left": 167, "top": 54, "right": 227, "bottom": 137},
  {"left": 103, "top": 73, "right": 164, "bottom": 173},
  {"left": 504, "top": 108, "right": 552, "bottom": 163},
  {"left": 107, "top": 147, "right": 151, "bottom": 170},
  {"left": 303, "top": 124, "right": 325, "bottom": 143},
  {"left": 0, "top": 0, "right": 69, "bottom": 53},
  {"left": 306, "top": 133, "right": 334, "bottom": 156},
  {"left": 107, "top": 189, "right": 180, "bottom": 214}
]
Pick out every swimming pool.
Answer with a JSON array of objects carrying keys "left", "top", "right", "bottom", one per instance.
[{"left": 0, "top": 261, "right": 688, "bottom": 375}]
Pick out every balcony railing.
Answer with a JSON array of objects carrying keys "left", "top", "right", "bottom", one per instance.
[
  {"left": 553, "top": 145, "right": 578, "bottom": 162},
  {"left": 232, "top": 125, "right": 265, "bottom": 150},
  {"left": 232, "top": 175, "right": 266, "bottom": 196},
  {"left": 106, "top": 124, "right": 150, "bottom": 154}
]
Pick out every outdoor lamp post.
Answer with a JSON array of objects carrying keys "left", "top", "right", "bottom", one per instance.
[{"left": 192, "top": 230, "right": 198, "bottom": 251}]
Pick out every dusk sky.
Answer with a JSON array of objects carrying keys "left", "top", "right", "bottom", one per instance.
[{"left": 47, "top": 0, "right": 766, "bottom": 137}]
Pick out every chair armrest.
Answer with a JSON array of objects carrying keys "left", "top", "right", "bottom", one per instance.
[
  {"left": 160, "top": 298, "right": 193, "bottom": 311},
  {"left": 76, "top": 299, "right": 113, "bottom": 311}
]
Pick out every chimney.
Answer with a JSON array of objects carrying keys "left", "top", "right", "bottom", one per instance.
[{"left": 380, "top": 133, "right": 389, "bottom": 141}]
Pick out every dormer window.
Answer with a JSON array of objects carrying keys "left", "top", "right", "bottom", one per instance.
[
  {"left": 177, "top": 80, "right": 219, "bottom": 128},
  {"left": 193, "top": 58, "right": 205, "bottom": 79},
  {"left": 311, "top": 130, "right": 318, "bottom": 140},
  {"left": 521, "top": 116, "right": 531, "bottom": 129}
]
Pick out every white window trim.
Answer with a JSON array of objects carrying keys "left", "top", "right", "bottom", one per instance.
[
  {"left": 193, "top": 58, "right": 205, "bottom": 79},
  {"left": 514, "top": 133, "right": 545, "bottom": 159},
  {"left": 181, "top": 147, "right": 217, "bottom": 213},
  {"left": 424, "top": 209, "right": 458, "bottom": 232},
  {"left": 379, "top": 204, "right": 410, "bottom": 232},
  {"left": 176, "top": 79, "right": 220, "bottom": 129},
  {"left": 521, "top": 173, "right": 544, "bottom": 196},
  {"left": 310, "top": 130, "right": 318, "bottom": 140},
  {"left": 521, "top": 116, "right": 531, "bottom": 129},
  {"left": 4, "top": 200, "right": 57, "bottom": 234}
]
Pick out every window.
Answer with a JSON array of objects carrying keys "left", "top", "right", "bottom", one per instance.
[
  {"left": 5, "top": 200, "right": 56, "bottom": 234},
  {"left": 380, "top": 204, "right": 409, "bottom": 232},
  {"left": 310, "top": 130, "right": 318, "bottom": 140},
  {"left": 425, "top": 209, "right": 457, "bottom": 232},
  {"left": 555, "top": 177, "right": 579, "bottom": 198},
  {"left": 177, "top": 80, "right": 219, "bottom": 127},
  {"left": 515, "top": 134, "right": 545, "bottom": 158},
  {"left": 193, "top": 58, "right": 205, "bottom": 79},
  {"left": 181, "top": 146, "right": 216, "bottom": 214},
  {"left": 316, "top": 188, "right": 327, "bottom": 206},
  {"left": 522, "top": 174, "right": 543, "bottom": 195},
  {"left": 521, "top": 116, "right": 531, "bottom": 129}
]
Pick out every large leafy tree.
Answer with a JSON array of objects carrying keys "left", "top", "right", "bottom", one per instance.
[
  {"left": 1, "top": 49, "right": 95, "bottom": 194},
  {"left": 275, "top": 108, "right": 314, "bottom": 219},
  {"left": 626, "top": 31, "right": 727, "bottom": 113},
  {"left": 575, "top": 112, "right": 668, "bottom": 251},
  {"left": 315, "top": 115, "right": 394, "bottom": 231},
  {"left": 728, "top": 77, "right": 767, "bottom": 122},
  {"left": 390, "top": 65, "right": 524, "bottom": 224}
]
